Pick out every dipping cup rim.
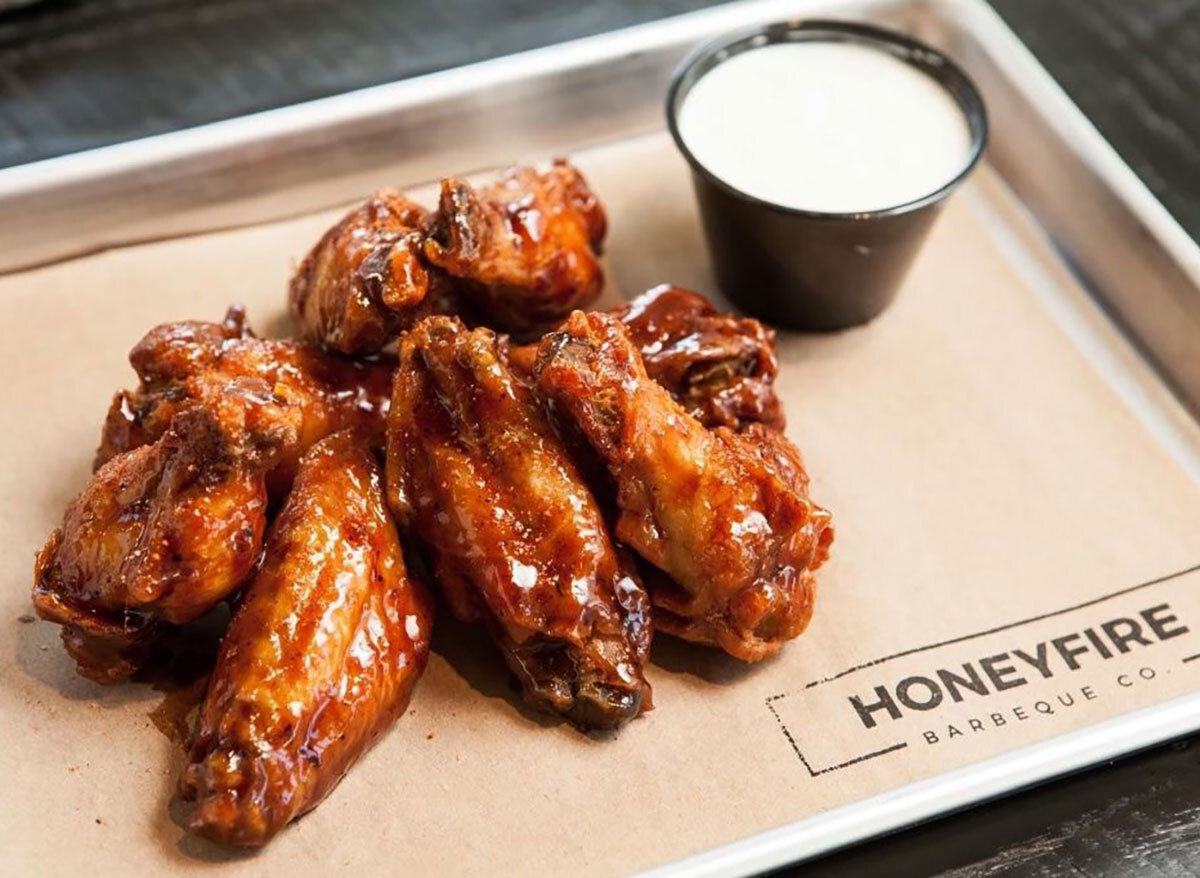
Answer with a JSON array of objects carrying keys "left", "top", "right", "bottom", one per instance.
[{"left": 665, "top": 18, "right": 990, "bottom": 222}]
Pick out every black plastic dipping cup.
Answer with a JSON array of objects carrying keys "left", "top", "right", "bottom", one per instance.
[{"left": 666, "top": 19, "right": 989, "bottom": 331}]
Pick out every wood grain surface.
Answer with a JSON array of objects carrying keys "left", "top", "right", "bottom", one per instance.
[{"left": 2, "top": 1, "right": 1200, "bottom": 875}]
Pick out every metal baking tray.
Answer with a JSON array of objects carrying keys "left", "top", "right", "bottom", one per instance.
[{"left": 4, "top": 0, "right": 1200, "bottom": 874}]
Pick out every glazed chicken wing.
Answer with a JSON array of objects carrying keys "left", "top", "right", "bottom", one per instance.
[
  {"left": 609, "top": 285, "right": 784, "bottom": 431},
  {"left": 47, "top": 308, "right": 393, "bottom": 683},
  {"left": 181, "top": 430, "right": 433, "bottom": 846},
  {"left": 94, "top": 309, "right": 247, "bottom": 466},
  {"left": 288, "top": 191, "right": 452, "bottom": 355},
  {"left": 386, "top": 316, "right": 651, "bottom": 729},
  {"left": 423, "top": 160, "right": 607, "bottom": 336},
  {"left": 535, "top": 311, "right": 833, "bottom": 662},
  {"left": 95, "top": 305, "right": 394, "bottom": 492},
  {"left": 33, "top": 381, "right": 287, "bottom": 682},
  {"left": 506, "top": 284, "right": 783, "bottom": 431}
]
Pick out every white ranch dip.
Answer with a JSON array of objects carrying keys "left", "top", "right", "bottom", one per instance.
[{"left": 677, "top": 41, "right": 974, "bottom": 213}]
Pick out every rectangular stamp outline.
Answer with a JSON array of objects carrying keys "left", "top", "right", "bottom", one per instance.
[{"left": 767, "top": 562, "right": 1200, "bottom": 777}]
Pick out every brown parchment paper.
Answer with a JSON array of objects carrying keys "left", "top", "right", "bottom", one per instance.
[{"left": 3, "top": 132, "right": 1200, "bottom": 877}]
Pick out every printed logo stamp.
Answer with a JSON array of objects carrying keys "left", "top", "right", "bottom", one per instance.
[{"left": 768, "top": 564, "right": 1200, "bottom": 776}]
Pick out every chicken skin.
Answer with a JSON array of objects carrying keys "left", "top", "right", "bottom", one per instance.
[
  {"left": 288, "top": 191, "right": 452, "bottom": 355},
  {"left": 535, "top": 312, "right": 833, "bottom": 662},
  {"left": 386, "top": 316, "right": 651, "bottom": 729},
  {"left": 33, "top": 381, "right": 286, "bottom": 682},
  {"left": 423, "top": 160, "right": 607, "bottom": 336},
  {"left": 180, "top": 430, "right": 433, "bottom": 846},
  {"left": 94, "top": 305, "right": 394, "bottom": 493},
  {"left": 608, "top": 285, "right": 784, "bottom": 431},
  {"left": 506, "top": 285, "right": 783, "bottom": 431}
]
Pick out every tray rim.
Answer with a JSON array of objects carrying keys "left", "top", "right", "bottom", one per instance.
[
  {"left": 927, "top": 0, "right": 1200, "bottom": 290},
  {"left": 649, "top": 690, "right": 1200, "bottom": 876},
  {"left": 0, "top": 0, "right": 1194, "bottom": 283},
  {"left": 5, "top": 0, "right": 1200, "bottom": 874},
  {"left": 0, "top": 0, "right": 897, "bottom": 199}
]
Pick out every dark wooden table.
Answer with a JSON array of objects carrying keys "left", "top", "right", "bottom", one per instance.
[{"left": 4, "top": 1, "right": 1199, "bottom": 874}]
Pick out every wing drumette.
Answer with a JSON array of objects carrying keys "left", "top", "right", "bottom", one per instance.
[
  {"left": 181, "top": 430, "right": 433, "bottom": 846},
  {"left": 535, "top": 311, "right": 833, "bottom": 662},
  {"left": 288, "top": 191, "right": 454, "bottom": 355},
  {"left": 386, "top": 316, "right": 651, "bottom": 729},
  {"left": 33, "top": 380, "right": 288, "bottom": 682},
  {"left": 423, "top": 160, "right": 607, "bottom": 336},
  {"left": 507, "top": 285, "right": 783, "bottom": 431},
  {"left": 95, "top": 305, "right": 394, "bottom": 492}
]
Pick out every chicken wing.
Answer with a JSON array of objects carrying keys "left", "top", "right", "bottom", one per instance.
[
  {"left": 423, "top": 160, "right": 607, "bottom": 336},
  {"left": 288, "top": 191, "right": 454, "bottom": 355},
  {"left": 535, "top": 311, "right": 833, "bottom": 662},
  {"left": 608, "top": 285, "right": 784, "bottom": 431},
  {"left": 94, "top": 305, "right": 394, "bottom": 492},
  {"left": 180, "top": 430, "right": 433, "bottom": 846},
  {"left": 506, "top": 284, "right": 783, "bottom": 431},
  {"left": 33, "top": 381, "right": 286, "bottom": 682},
  {"left": 386, "top": 316, "right": 651, "bottom": 729}
]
